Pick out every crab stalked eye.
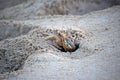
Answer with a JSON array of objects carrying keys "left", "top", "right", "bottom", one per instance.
[
  {"left": 72, "top": 35, "right": 75, "bottom": 37},
  {"left": 71, "top": 34, "right": 76, "bottom": 38}
]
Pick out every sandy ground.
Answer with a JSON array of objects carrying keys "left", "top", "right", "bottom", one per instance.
[
  {"left": 0, "top": 0, "right": 120, "bottom": 80},
  {"left": 0, "top": 0, "right": 120, "bottom": 19}
]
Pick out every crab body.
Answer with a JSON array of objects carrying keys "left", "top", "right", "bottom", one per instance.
[{"left": 44, "top": 29, "right": 84, "bottom": 52}]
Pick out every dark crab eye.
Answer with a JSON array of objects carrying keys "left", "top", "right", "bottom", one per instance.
[
  {"left": 72, "top": 35, "right": 74, "bottom": 37},
  {"left": 71, "top": 34, "right": 76, "bottom": 38}
]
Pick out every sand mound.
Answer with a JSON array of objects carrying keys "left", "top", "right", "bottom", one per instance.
[{"left": 0, "top": 0, "right": 120, "bottom": 80}]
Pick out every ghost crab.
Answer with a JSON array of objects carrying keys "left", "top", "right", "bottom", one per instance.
[{"left": 44, "top": 29, "right": 86, "bottom": 52}]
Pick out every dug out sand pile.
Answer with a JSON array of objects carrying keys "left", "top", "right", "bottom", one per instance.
[{"left": 0, "top": 0, "right": 120, "bottom": 80}]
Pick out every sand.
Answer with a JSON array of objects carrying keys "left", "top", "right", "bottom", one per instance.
[{"left": 0, "top": 0, "right": 120, "bottom": 80}]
